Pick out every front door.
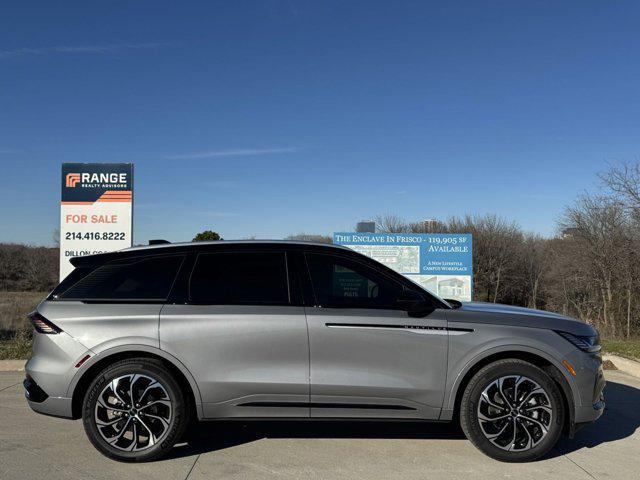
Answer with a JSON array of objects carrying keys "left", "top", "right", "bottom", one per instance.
[
  {"left": 160, "top": 250, "right": 310, "bottom": 418},
  {"left": 303, "top": 252, "right": 448, "bottom": 419}
]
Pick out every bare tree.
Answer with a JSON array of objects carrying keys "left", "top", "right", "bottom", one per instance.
[
  {"left": 375, "top": 214, "right": 408, "bottom": 233},
  {"left": 285, "top": 233, "right": 333, "bottom": 243}
]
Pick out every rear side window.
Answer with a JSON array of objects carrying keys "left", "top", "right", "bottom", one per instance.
[
  {"left": 189, "top": 252, "right": 289, "bottom": 305},
  {"left": 58, "top": 255, "right": 184, "bottom": 301}
]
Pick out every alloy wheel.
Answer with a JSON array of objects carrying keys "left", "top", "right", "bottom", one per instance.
[
  {"left": 477, "top": 375, "right": 553, "bottom": 452},
  {"left": 94, "top": 374, "right": 172, "bottom": 452}
]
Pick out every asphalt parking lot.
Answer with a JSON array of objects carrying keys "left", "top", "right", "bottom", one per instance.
[{"left": 1, "top": 370, "right": 639, "bottom": 480}]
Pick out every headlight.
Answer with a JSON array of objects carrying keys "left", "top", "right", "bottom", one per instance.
[{"left": 556, "top": 331, "right": 600, "bottom": 353}]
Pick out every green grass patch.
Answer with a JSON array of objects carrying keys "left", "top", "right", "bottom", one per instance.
[{"left": 602, "top": 339, "right": 640, "bottom": 361}]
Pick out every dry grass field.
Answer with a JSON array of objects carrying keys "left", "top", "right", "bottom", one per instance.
[
  {"left": 0, "top": 291, "right": 45, "bottom": 359},
  {"left": 0, "top": 291, "right": 45, "bottom": 335}
]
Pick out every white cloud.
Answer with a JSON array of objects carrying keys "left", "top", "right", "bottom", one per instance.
[
  {"left": 0, "top": 43, "right": 173, "bottom": 59},
  {"left": 164, "top": 147, "right": 299, "bottom": 160}
]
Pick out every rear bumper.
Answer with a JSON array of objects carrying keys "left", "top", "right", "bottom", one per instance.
[
  {"left": 23, "top": 374, "right": 74, "bottom": 419},
  {"left": 23, "top": 331, "right": 92, "bottom": 419}
]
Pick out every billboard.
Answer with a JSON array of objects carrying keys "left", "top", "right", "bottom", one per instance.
[
  {"left": 59, "top": 163, "right": 134, "bottom": 280},
  {"left": 333, "top": 232, "right": 473, "bottom": 301}
]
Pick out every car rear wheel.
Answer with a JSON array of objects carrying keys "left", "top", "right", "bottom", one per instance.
[
  {"left": 460, "top": 359, "right": 565, "bottom": 462},
  {"left": 82, "top": 358, "right": 188, "bottom": 462}
]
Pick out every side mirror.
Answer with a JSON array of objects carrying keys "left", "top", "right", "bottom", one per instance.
[
  {"left": 397, "top": 290, "right": 435, "bottom": 317},
  {"left": 444, "top": 298, "right": 462, "bottom": 309}
]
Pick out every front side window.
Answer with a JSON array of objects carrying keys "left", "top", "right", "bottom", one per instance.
[
  {"left": 305, "top": 253, "right": 403, "bottom": 309},
  {"left": 59, "top": 255, "right": 184, "bottom": 301},
  {"left": 189, "top": 252, "right": 289, "bottom": 305}
]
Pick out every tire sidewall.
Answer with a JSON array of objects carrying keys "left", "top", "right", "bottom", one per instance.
[
  {"left": 461, "top": 360, "right": 565, "bottom": 462},
  {"left": 82, "top": 359, "right": 186, "bottom": 462}
]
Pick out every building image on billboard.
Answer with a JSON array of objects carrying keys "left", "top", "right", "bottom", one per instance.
[{"left": 333, "top": 232, "right": 473, "bottom": 302}]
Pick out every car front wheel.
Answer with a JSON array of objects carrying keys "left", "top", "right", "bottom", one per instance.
[
  {"left": 82, "top": 357, "right": 188, "bottom": 462},
  {"left": 460, "top": 359, "right": 565, "bottom": 462}
]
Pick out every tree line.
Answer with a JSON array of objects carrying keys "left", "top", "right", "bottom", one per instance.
[
  {"left": 2, "top": 163, "right": 639, "bottom": 339},
  {"left": 0, "top": 244, "right": 58, "bottom": 292},
  {"left": 371, "top": 162, "right": 640, "bottom": 339}
]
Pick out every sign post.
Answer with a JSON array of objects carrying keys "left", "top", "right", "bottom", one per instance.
[
  {"left": 59, "top": 163, "right": 134, "bottom": 280},
  {"left": 333, "top": 232, "right": 473, "bottom": 301}
]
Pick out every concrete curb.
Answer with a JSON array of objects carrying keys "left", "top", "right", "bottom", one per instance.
[
  {"left": 603, "top": 354, "right": 640, "bottom": 378},
  {"left": 0, "top": 360, "right": 26, "bottom": 372}
]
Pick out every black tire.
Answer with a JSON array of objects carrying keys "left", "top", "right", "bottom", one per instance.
[
  {"left": 460, "top": 359, "right": 565, "bottom": 462},
  {"left": 82, "top": 357, "right": 189, "bottom": 462}
]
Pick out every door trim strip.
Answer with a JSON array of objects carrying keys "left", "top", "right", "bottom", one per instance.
[
  {"left": 325, "top": 323, "right": 474, "bottom": 335},
  {"left": 237, "top": 401, "right": 417, "bottom": 411}
]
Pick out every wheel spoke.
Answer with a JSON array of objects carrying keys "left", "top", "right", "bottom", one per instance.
[
  {"left": 138, "top": 381, "right": 159, "bottom": 405},
  {"left": 107, "top": 417, "right": 132, "bottom": 445},
  {"left": 139, "top": 399, "right": 171, "bottom": 410},
  {"left": 519, "top": 420, "right": 534, "bottom": 450},
  {"left": 128, "top": 374, "right": 142, "bottom": 406},
  {"left": 525, "top": 404, "right": 552, "bottom": 414},
  {"left": 110, "top": 377, "right": 128, "bottom": 407},
  {"left": 497, "top": 377, "right": 513, "bottom": 405},
  {"left": 522, "top": 415, "right": 549, "bottom": 433},
  {"left": 507, "top": 418, "right": 518, "bottom": 451},
  {"left": 481, "top": 390, "right": 507, "bottom": 412},
  {"left": 126, "top": 422, "right": 138, "bottom": 451},
  {"left": 518, "top": 387, "right": 545, "bottom": 408},
  {"left": 513, "top": 376, "right": 527, "bottom": 405},
  {"left": 478, "top": 411, "right": 510, "bottom": 422},
  {"left": 97, "top": 396, "right": 128, "bottom": 413},
  {"left": 485, "top": 418, "right": 512, "bottom": 440},
  {"left": 137, "top": 417, "right": 158, "bottom": 447},
  {"left": 96, "top": 416, "right": 124, "bottom": 427},
  {"left": 144, "top": 412, "right": 170, "bottom": 429}
]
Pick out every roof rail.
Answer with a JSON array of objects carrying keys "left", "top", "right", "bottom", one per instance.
[{"left": 148, "top": 239, "right": 171, "bottom": 245}]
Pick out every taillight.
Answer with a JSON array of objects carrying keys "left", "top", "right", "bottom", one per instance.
[{"left": 28, "top": 311, "right": 61, "bottom": 334}]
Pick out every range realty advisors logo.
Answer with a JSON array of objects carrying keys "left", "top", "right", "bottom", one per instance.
[{"left": 65, "top": 172, "right": 128, "bottom": 189}]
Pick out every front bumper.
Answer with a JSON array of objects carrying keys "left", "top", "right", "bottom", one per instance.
[{"left": 573, "top": 356, "right": 606, "bottom": 425}]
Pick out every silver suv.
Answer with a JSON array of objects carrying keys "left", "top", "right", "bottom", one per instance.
[{"left": 24, "top": 241, "right": 604, "bottom": 462}]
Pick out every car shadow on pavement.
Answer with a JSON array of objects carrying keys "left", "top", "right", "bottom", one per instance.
[
  {"left": 165, "top": 380, "right": 640, "bottom": 461},
  {"left": 551, "top": 380, "right": 640, "bottom": 457},
  {"left": 167, "top": 420, "right": 466, "bottom": 459}
]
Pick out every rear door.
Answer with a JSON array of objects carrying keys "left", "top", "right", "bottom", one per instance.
[
  {"left": 159, "top": 250, "right": 310, "bottom": 418},
  {"left": 301, "top": 251, "right": 448, "bottom": 419}
]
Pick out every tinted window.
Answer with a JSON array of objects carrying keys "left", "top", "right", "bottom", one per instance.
[
  {"left": 59, "top": 255, "right": 184, "bottom": 300},
  {"left": 305, "top": 253, "right": 403, "bottom": 309},
  {"left": 189, "top": 252, "right": 289, "bottom": 305}
]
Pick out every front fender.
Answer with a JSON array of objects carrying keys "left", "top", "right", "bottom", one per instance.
[{"left": 442, "top": 324, "right": 580, "bottom": 415}]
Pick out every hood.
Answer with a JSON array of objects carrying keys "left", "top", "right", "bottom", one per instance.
[{"left": 452, "top": 301, "right": 597, "bottom": 337}]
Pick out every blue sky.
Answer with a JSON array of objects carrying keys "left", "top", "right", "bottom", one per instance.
[{"left": 1, "top": 1, "right": 639, "bottom": 245}]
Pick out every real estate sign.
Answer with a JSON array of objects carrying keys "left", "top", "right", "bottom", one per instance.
[
  {"left": 59, "top": 163, "right": 134, "bottom": 280},
  {"left": 333, "top": 232, "right": 473, "bottom": 301}
]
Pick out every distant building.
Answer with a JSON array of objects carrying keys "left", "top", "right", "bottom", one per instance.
[
  {"left": 414, "top": 218, "right": 440, "bottom": 232},
  {"left": 356, "top": 221, "right": 376, "bottom": 233},
  {"left": 562, "top": 227, "right": 581, "bottom": 238}
]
